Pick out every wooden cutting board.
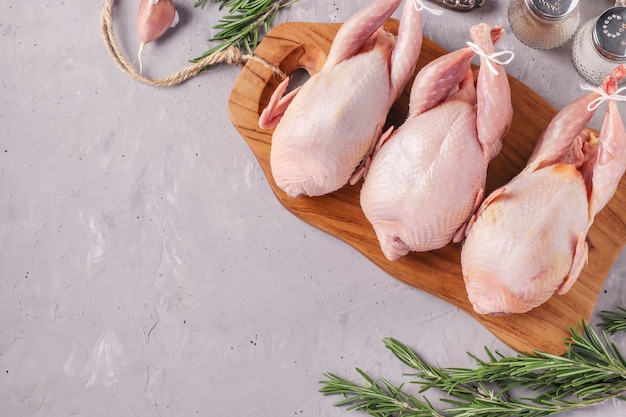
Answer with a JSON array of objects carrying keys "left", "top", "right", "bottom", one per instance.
[{"left": 228, "top": 20, "right": 626, "bottom": 355}]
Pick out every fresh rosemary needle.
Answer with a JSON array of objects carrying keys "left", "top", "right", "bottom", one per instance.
[
  {"left": 320, "top": 320, "right": 626, "bottom": 416},
  {"left": 192, "top": 0, "right": 299, "bottom": 62},
  {"left": 598, "top": 307, "right": 626, "bottom": 335}
]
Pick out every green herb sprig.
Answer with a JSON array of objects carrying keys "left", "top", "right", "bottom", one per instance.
[
  {"left": 320, "top": 320, "right": 626, "bottom": 416},
  {"left": 192, "top": 0, "right": 299, "bottom": 61},
  {"left": 598, "top": 307, "right": 626, "bottom": 335}
]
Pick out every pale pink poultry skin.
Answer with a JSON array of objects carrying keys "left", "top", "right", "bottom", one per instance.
[
  {"left": 359, "top": 24, "right": 512, "bottom": 261},
  {"left": 461, "top": 65, "right": 626, "bottom": 315},
  {"left": 258, "top": 0, "right": 423, "bottom": 198}
]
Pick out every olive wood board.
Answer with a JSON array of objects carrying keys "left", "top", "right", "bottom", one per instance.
[{"left": 227, "top": 20, "right": 626, "bottom": 355}]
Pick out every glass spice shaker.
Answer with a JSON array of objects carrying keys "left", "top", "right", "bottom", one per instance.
[
  {"left": 430, "top": 0, "right": 486, "bottom": 12},
  {"left": 508, "top": 0, "right": 580, "bottom": 50},
  {"left": 571, "top": 2, "right": 626, "bottom": 86}
]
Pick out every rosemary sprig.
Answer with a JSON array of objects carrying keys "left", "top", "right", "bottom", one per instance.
[
  {"left": 320, "top": 320, "right": 626, "bottom": 416},
  {"left": 321, "top": 369, "right": 445, "bottom": 417},
  {"left": 598, "top": 307, "right": 626, "bottom": 335},
  {"left": 192, "top": 0, "right": 298, "bottom": 61}
]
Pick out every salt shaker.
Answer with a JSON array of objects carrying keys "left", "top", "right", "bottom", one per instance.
[
  {"left": 571, "top": 3, "right": 626, "bottom": 86},
  {"left": 508, "top": 0, "right": 580, "bottom": 50}
]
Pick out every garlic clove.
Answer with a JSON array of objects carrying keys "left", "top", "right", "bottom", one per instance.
[{"left": 136, "top": 0, "right": 177, "bottom": 74}]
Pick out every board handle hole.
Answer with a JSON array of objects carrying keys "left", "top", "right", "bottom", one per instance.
[
  {"left": 259, "top": 44, "right": 326, "bottom": 116},
  {"left": 285, "top": 68, "right": 311, "bottom": 94}
]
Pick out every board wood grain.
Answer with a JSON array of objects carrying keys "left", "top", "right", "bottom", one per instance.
[{"left": 228, "top": 20, "right": 626, "bottom": 354}]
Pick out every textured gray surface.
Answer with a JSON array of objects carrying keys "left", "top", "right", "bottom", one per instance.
[{"left": 1, "top": 1, "right": 626, "bottom": 416}]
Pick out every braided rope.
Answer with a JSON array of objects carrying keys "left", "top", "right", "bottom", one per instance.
[{"left": 100, "top": 0, "right": 285, "bottom": 87}]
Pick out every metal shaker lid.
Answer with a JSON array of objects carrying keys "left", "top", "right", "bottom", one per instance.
[
  {"left": 525, "top": 0, "right": 579, "bottom": 22},
  {"left": 593, "top": 7, "right": 626, "bottom": 62}
]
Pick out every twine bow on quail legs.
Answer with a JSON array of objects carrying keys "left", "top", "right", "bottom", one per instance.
[{"left": 100, "top": 0, "right": 286, "bottom": 87}]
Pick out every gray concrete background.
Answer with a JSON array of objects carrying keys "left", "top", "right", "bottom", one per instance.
[{"left": 2, "top": 1, "right": 626, "bottom": 416}]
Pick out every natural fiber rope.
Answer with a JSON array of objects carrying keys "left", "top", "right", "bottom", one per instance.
[{"left": 100, "top": 0, "right": 286, "bottom": 87}]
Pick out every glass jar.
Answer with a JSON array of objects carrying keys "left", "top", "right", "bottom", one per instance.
[
  {"left": 508, "top": 0, "right": 580, "bottom": 50},
  {"left": 434, "top": 0, "right": 486, "bottom": 11},
  {"left": 571, "top": 5, "right": 626, "bottom": 86}
]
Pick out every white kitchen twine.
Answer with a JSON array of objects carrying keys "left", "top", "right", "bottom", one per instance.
[
  {"left": 581, "top": 83, "right": 626, "bottom": 111},
  {"left": 466, "top": 41, "right": 515, "bottom": 76},
  {"left": 413, "top": 0, "right": 444, "bottom": 15}
]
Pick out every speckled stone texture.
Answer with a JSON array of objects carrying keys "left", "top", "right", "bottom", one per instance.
[{"left": 1, "top": 1, "right": 625, "bottom": 416}]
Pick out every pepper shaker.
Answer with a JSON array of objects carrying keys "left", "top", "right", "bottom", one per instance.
[
  {"left": 508, "top": 0, "right": 580, "bottom": 50},
  {"left": 571, "top": 2, "right": 626, "bottom": 86},
  {"left": 426, "top": 0, "right": 486, "bottom": 11}
]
